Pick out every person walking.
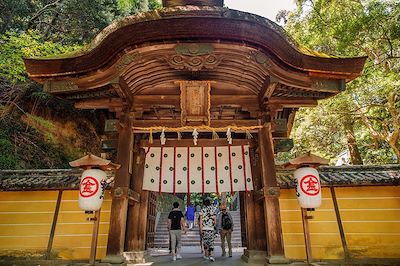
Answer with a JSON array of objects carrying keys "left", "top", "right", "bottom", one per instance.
[
  {"left": 185, "top": 203, "right": 196, "bottom": 230},
  {"left": 217, "top": 204, "right": 234, "bottom": 257},
  {"left": 168, "top": 202, "right": 187, "bottom": 261},
  {"left": 199, "top": 198, "right": 217, "bottom": 262}
]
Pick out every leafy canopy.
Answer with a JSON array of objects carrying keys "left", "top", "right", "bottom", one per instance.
[{"left": 280, "top": 0, "right": 400, "bottom": 164}]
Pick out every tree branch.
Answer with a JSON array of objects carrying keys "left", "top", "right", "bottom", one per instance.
[{"left": 27, "top": 0, "right": 63, "bottom": 29}]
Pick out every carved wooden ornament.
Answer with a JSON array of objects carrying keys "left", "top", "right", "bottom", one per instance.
[{"left": 179, "top": 80, "right": 211, "bottom": 126}]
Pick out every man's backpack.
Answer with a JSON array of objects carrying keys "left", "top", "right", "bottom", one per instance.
[{"left": 221, "top": 213, "right": 232, "bottom": 230}]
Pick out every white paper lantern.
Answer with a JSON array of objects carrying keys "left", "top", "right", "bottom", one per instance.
[
  {"left": 79, "top": 169, "right": 107, "bottom": 211},
  {"left": 294, "top": 167, "right": 322, "bottom": 208}
]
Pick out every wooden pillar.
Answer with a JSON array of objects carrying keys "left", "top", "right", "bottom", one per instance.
[
  {"left": 125, "top": 136, "right": 150, "bottom": 263},
  {"left": 258, "top": 124, "right": 289, "bottom": 264},
  {"left": 104, "top": 114, "right": 133, "bottom": 262},
  {"left": 241, "top": 148, "right": 268, "bottom": 264}
]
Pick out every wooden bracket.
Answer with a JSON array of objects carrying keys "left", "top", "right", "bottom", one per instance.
[
  {"left": 112, "top": 187, "right": 141, "bottom": 205},
  {"left": 128, "top": 189, "right": 141, "bottom": 205},
  {"left": 255, "top": 186, "right": 281, "bottom": 201},
  {"left": 112, "top": 187, "right": 129, "bottom": 198}
]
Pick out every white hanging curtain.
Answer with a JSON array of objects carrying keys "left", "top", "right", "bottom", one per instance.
[{"left": 142, "top": 145, "right": 254, "bottom": 194}]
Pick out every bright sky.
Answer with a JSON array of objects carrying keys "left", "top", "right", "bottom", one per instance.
[{"left": 224, "top": 0, "right": 297, "bottom": 22}]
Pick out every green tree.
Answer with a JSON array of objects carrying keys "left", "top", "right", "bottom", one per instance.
[{"left": 281, "top": 0, "right": 400, "bottom": 164}]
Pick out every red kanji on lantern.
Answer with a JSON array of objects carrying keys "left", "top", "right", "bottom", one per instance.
[
  {"left": 300, "top": 175, "right": 320, "bottom": 196},
  {"left": 80, "top": 176, "right": 99, "bottom": 198}
]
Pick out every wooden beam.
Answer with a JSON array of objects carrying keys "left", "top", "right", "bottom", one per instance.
[
  {"left": 46, "top": 190, "right": 63, "bottom": 260},
  {"left": 140, "top": 139, "right": 255, "bottom": 148},
  {"left": 132, "top": 119, "right": 260, "bottom": 129},
  {"left": 261, "top": 80, "right": 278, "bottom": 101},
  {"left": 268, "top": 97, "right": 318, "bottom": 107},
  {"left": 116, "top": 78, "right": 133, "bottom": 106},
  {"left": 132, "top": 95, "right": 260, "bottom": 108},
  {"left": 133, "top": 95, "right": 179, "bottom": 106},
  {"left": 212, "top": 95, "right": 259, "bottom": 106},
  {"left": 286, "top": 109, "right": 297, "bottom": 136},
  {"left": 75, "top": 98, "right": 125, "bottom": 109},
  {"left": 330, "top": 186, "right": 351, "bottom": 260}
]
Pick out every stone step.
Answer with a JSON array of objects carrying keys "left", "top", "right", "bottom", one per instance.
[{"left": 155, "top": 211, "right": 242, "bottom": 247}]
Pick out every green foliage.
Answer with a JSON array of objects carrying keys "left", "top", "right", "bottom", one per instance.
[
  {"left": 1, "top": 0, "right": 162, "bottom": 44},
  {"left": 117, "top": 0, "right": 161, "bottom": 15},
  {"left": 281, "top": 0, "right": 400, "bottom": 164},
  {"left": 0, "top": 116, "right": 70, "bottom": 169},
  {"left": 0, "top": 138, "right": 19, "bottom": 169},
  {"left": 0, "top": 31, "right": 81, "bottom": 83},
  {"left": 0, "top": 0, "right": 160, "bottom": 170}
]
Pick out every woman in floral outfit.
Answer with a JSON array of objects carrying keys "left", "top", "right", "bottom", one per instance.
[{"left": 199, "top": 198, "right": 217, "bottom": 262}]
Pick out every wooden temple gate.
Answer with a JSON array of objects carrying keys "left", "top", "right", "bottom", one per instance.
[{"left": 23, "top": 0, "right": 365, "bottom": 264}]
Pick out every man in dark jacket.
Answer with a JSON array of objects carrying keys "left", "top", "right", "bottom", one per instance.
[{"left": 216, "top": 204, "right": 234, "bottom": 257}]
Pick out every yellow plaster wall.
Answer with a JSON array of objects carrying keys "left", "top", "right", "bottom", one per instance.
[
  {"left": 0, "top": 190, "right": 111, "bottom": 260},
  {"left": 280, "top": 186, "right": 400, "bottom": 260}
]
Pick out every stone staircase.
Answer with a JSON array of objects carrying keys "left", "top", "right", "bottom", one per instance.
[{"left": 154, "top": 211, "right": 242, "bottom": 248}]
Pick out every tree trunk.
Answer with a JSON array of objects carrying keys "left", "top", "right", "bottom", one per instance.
[
  {"left": 388, "top": 140, "right": 400, "bottom": 164},
  {"left": 344, "top": 120, "right": 363, "bottom": 165}
]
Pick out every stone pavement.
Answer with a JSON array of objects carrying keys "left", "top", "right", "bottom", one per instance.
[{"left": 132, "top": 247, "right": 312, "bottom": 266}]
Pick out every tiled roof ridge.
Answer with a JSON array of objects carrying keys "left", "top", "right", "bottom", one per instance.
[
  {"left": 0, "top": 165, "right": 399, "bottom": 191},
  {"left": 276, "top": 164, "right": 400, "bottom": 189}
]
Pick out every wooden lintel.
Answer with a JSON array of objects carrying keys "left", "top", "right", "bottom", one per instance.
[
  {"left": 132, "top": 95, "right": 260, "bottom": 108},
  {"left": 140, "top": 139, "right": 255, "bottom": 148},
  {"left": 128, "top": 189, "right": 141, "bottom": 205},
  {"left": 133, "top": 95, "right": 179, "bottom": 106},
  {"left": 74, "top": 98, "right": 125, "bottom": 109},
  {"left": 268, "top": 97, "right": 318, "bottom": 107},
  {"left": 212, "top": 95, "right": 259, "bottom": 106},
  {"left": 132, "top": 119, "right": 261, "bottom": 129}
]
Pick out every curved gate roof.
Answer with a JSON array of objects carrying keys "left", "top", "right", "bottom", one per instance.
[{"left": 23, "top": 0, "right": 366, "bottom": 136}]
